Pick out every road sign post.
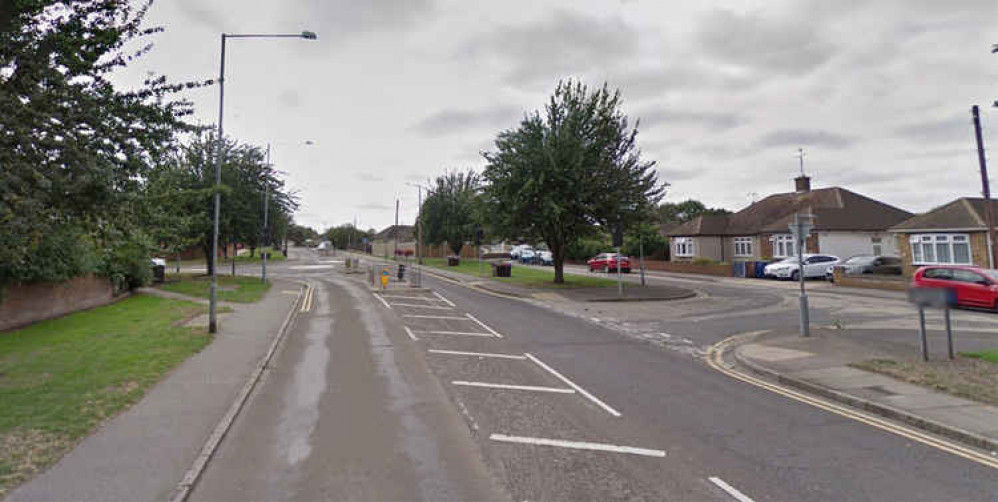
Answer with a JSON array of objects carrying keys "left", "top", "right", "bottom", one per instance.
[
  {"left": 908, "top": 286, "right": 957, "bottom": 361},
  {"left": 789, "top": 214, "right": 815, "bottom": 337}
]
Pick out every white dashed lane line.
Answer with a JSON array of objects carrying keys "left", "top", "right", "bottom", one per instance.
[
  {"left": 413, "top": 330, "right": 495, "bottom": 338},
  {"left": 465, "top": 313, "right": 503, "bottom": 338},
  {"left": 403, "top": 326, "right": 419, "bottom": 341},
  {"left": 428, "top": 349, "right": 527, "bottom": 360},
  {"left": 708, "top": 477, "right": 756, "bottom": 502},
  {"left": 372, "top": 293, "right": 392, "bottom": 310},
  {"left": 452, "top": 381, "right": 577, "bottom": 394},
  {"left": 489, "top": 434, "right": 665, "bottom": 458},
  {"left": 524, "top": 353, "right": 622, "bottom": 418},
  {"left": 432, "top": 291, "right": 457, "bottom": 307}
]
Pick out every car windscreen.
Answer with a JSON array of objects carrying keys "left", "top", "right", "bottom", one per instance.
[
  {"left": 845, "top": 256, "right": 875, "bottom": 265},
  {"left": 983, "top": 270, "right": 998, "bottom": 282}
]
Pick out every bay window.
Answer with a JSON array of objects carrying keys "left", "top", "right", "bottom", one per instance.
[
  {"left": 771, "top": 234, "right": 796, "bottom": 258},
  {"left": 910, "top": 234, "right": 971, "bottom": 265},
  {"left": 674, "top": 237, "right": 695, "bottom": 257}
]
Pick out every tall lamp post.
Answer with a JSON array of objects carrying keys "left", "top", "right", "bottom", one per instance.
[{"left": 209, "top": 30, "right": 317, "bottom": 334}]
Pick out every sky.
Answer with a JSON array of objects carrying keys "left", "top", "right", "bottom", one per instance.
[{"left": 111, "top": 0, "right": 998, "bottom": 232}]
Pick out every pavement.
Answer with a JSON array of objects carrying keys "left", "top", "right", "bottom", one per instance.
[
  {"left": 731, "top": 328, "right": 998, "bottom": 452},
  {"left": 6, "top": 278, "right": 301, "bottom": 502}
]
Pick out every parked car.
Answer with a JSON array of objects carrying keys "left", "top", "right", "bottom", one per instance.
[
  {"left": 587, "top": 253, "right": 631, "bottom": 273},
  {"left": 763, "top": 254, "right": 839, "bottom": 281},
  {"left": 538, "top": 250, "right": 554, "bottom": 266},
  {"left": 825, "top": 255, "right": 902, "bottom": 281},
  {"left": 519, "top": 248, "right": 536, "bottom": 264},
  {"left": 912, "top": 265, "right": 998, "bottom": 310},
  {"left": 510, "top": 245, "right": 533, "bottom": 260}
]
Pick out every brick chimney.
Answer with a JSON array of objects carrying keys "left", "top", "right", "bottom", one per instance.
[{"left": 794, "top": 175, "right": 811, "bottom": 193}]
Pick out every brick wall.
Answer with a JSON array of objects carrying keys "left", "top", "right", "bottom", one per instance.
[
  {"left": 643, "top": 260, "right": 733, "bottom": 277},
  {"left": 970, "top": 232, "right": 990, "bottom": 268},
  {"left": 898, "top": 234, "right": 915, "bottom": 276},
  {"left": 0, "top": 275, "right": 119, "bottom": 332},
  {"left": 832, "top": 267, "right": 908, "bottom": 291}
]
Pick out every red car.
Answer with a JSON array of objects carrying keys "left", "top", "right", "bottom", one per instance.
[
  {"left": 587, "top": 253, "right": 631, "bottom": 273},
  {"left": 912, "top": 265, "right": 998, "bottom": 310}
]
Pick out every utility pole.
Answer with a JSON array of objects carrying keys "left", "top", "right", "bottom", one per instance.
[
  {"left": 394, "top": 198, "right": 400, "bottom": 260},
  {"left": 972, "top": 105, "right": 998, "bottom": 268}
]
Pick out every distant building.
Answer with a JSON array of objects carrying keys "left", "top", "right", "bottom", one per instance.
[
  {"left": 889, "top": 198, "right": 998, "bottom": 276},
  {"left": 667, "top": 175, "right": 912, "bottom": 262}
]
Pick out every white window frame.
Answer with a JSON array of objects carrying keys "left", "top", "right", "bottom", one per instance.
[
  {"left": 674, "top": 237, "right": 695, "bottom": 257},
  {"left": 909, "top": 234, "right": 971, "bottom": 265},
  {"left": 871, "top": 235, "right": 883, "bottom": 256},
  {"left": 733, "top": 237, "right": 753, "bottom": 257},
  {"left": 771, "top": 234, "right": 797, "bottom": 258}
]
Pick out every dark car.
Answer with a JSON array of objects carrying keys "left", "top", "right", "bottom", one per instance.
[
  {"left": 825, "top": 255, "right": 902, "bottom": 281},
  {"left": 911, "top": 265, "right": 998, "bottom": 310}
]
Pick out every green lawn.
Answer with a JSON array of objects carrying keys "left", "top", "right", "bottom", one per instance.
[
  {"left": 961, "top": 349, "right": 998, "bottom": 364},
  {"left": 231, "top": 246, "right": 286, "bottom": 263},
  {"left": 421, "top": 257, "right": 617, "bottom": 289},
  {"left": 0, "top": 295, "right": 211, "bottom": 496},
  {"left": 159, "top": 274, "right": 271, "bottom": 303}
]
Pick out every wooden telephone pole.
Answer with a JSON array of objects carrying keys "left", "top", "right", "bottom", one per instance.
[{"left": 972, "top": 106, "right": 998, "bottom": 268}]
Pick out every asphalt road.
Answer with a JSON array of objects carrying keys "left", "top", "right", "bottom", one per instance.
[{"left": 191, "top": 250, "right": 998, "bottom": 501}]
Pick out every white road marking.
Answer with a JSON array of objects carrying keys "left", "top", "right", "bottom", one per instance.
[
  {"left": 489, "top": 434, "right": 665, "bottom": 458},
  {"left": 390, "top": 303, "right": 453, "bottom": 309},
  {"left": 453, "top": 381, "right": 576, "bottom": 394},
  {"left": 403, "top": 326, "right": 418, "bottom": 341},
  {"left": 414, "top": 330, "right": 495, "bottom": 337},
  {"left": 428, "top": 349, "right": 526, "bottom": 360},
  {"left": 432, "top": 290, "right": 457, "bottom": 307},
  {"left": 379, "top": 295, "right": 444, "bottom": 301},
  {"left": 708, "top": 477, "right": 755, "bottom": 502},
  {"left": 299, "top": 285, "right": 314, "bottom": 313},
  {"left": 289, "top": 265, "right": 336, "bottom": 270},
  {"left": 465, "top": 313, "right": 503, "bottom": 338},
  {"left": 372, "top": 293, "right": 392, "bottom": 310},
  {"left": 402, "top": 314, "right": 468, "bottom": 320},
  {"left": 524, "top": 353, "right": 622, "bottom": 417}
]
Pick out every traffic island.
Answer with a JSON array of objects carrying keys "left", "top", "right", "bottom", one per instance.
[{"left": 556, "top": 284, "right": 696, "bottom": 302}]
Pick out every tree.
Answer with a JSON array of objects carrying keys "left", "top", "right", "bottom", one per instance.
[
  {"left": 1, "top": 0, "right": 205, "bottom": 287},
  {"left": 483, "top": 80, "right": 664, "bottom": 283},
  {"left": 623, "top": 221, "right": 668, "bottom": 259},
  {"left": 287, "top": 223, "right": 320, "bottom": 246},
  {"left": 656, "top": 199, "right": 731, "bottom": 224},
  {"left": 421, "top": 170, "right": 482, "bottom": 256},
  {"left": 323, "top": 224, "right": 372, "bottom": 250}
]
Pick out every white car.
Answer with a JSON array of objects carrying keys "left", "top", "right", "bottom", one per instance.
[
  {"left": 538, "top": 250, "right": 554, "bottom": 265},
  {"left": 510, "top": 245, "right": 533, "bottom": 260},
  {"left": 763, "top": 254, "right": 839, "bottom": 281}
]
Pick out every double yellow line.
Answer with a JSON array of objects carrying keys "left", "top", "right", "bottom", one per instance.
[
  {"left": 299, "top": 284, "right": 315, "bottom": 313},
  {"left": 706, "top": 335, "right": 998, "bottom": 470}
]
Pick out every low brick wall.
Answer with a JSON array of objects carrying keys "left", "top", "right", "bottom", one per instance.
[
  {"left": 832, "top": 268, "right": 908, "bottom": 291},
  {"left": 643, "top": 260, "right": 733, "bottom": 277},
  {"left": 1, "top": 275, "right": 118, "bottom": 332}
]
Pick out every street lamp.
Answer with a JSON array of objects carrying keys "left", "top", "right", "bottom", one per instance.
[{"left": 209, "top": 30, "right": 316, "bottom": 334}]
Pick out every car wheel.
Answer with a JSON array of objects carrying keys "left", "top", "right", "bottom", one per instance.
[{"left": 791, "top": 271, "right": 800, "bottom": 282}]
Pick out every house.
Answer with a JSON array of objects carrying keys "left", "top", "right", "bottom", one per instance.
[
  {"left": 888, "top": 198, "right": 997, "bottom": 276},
  {"left": 667, "top": 175, "right": 913, "bottom": 262},
  {"left": 370, "top": 225, "right": 416, "bottom": 257}
]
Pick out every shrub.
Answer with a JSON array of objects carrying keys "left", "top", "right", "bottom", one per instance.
[
  {"left": 99, "top": 231, "right": 154, "bottom": 292},
  {"left": 566, "top": 237, "right": 605, "bottom": 261},
  {"left": 692, "top": 257, "right": 718, "bottom": 266}
]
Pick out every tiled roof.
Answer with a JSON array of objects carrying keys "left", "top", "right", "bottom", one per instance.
[
  {"left": 890, "top": 198, "right": 998, "bottom": 232},
  {"left": 669, "top": 187, "right": 912, "bottom": 237},
  {"left": 373, "top": 225, "right": 415, "bottom": 241},
  {"left": 666, "top": 214, "right": 729, "bottom": 236}
]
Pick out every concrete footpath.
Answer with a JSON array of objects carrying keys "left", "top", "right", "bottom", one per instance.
[
  {"left": 7, "top": 279, "right": 301, "bottom": 502},
  {"left": 732, "top": 328, "right": 998, "bottom": 452}
]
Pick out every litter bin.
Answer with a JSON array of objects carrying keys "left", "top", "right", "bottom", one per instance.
[
  {"left": 491, "top": 261, "right": 512, "bottom": 277},
  {"left": 447, "top": 256, "right": 461, "bottom": 266},
  {"left": 152, "top": 265, "right": 165, "bottom": 283},
  {"left": 397, "top": 264, "right": 406, "bottom": 280}
]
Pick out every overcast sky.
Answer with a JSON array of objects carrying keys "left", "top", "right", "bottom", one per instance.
[{"left": 112, "top": 0, "right": 998, "bottom": 231}]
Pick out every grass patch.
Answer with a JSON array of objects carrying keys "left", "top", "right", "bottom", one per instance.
[
  {"left": 0, "top": 295, "right": 211, "bottom": 496},
  {"left": 159, "top": 274, "right": 271, "bottom": 303},
  {"left": 851, "top": 356, "right": 998, "bottom": 407},
  {"left": 961, "top": 349, "right": 998, "bottom": 364},
  {"left": 231, "top": 246, "right": 286, "bottom": 263},
  {"left": 421, "top": 257, "right": 617, "bottom": 289}
]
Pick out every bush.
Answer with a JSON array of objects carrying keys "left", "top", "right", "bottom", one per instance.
[
  {"left": 566, "top": 237, "right": 605, "bottom": 261},
  {"left": 0, "top": 222, "right": 100, "bottom": 286},
  {"left": 692, "top": 257, "right": 718, "bottom": 266},
  {"left": 100, "top": 231, "right": 154, "bottom": 292}
]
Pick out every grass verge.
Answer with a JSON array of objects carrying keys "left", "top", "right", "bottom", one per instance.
[
  {"left": 851, "top": 356, "right": 998, "bottom": 407},
  {"left": 0, "top": 295, "right": 210, "bottom": 496},
  {"left": 961, "top": 349, "right": 998, "bottom": 364},
  {"left": 420, "top": 257, "right": 617, "bottom": 289},
  {"left": 232, "top": 246, "right": 286, "bottom": 263},
  {"left": 159, "top": 274, "right": 271, "bottom": 303}
]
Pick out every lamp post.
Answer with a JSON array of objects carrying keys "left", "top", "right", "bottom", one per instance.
[{"left": 208, "top": 30, "right": 316, "bottom": 334}]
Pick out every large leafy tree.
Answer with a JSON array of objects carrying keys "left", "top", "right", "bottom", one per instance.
[
  {"left": 323, "top": 224, "right": 372, "bottom": 250},
  {"left": 656, "top": 199, "right": 731, "bottom": 224},
  {"left": 421, "top": 170, "right": 482, "bottom": 256},
  {"left": 483, "top": 80, "right": 664, "bottom": 283},
  {"left": 0, "top": 0, "right": 205, "bottom": 285}
]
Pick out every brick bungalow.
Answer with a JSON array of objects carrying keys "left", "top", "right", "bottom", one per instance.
[
  {"left": 668, "top": 175, "right": 912, "bottom": 262},
  {"left": 888, "top": 198, "right": 997, "bottom": 276}
]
